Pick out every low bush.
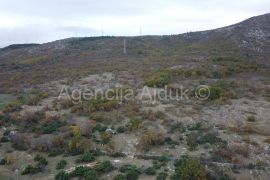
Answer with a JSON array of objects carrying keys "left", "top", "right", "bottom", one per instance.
[
  {"left": 2, "top": 101, "right": 21, "bottom": 113},
  {"left": 126, "top": 117, "right": 143, "bottom": 131},
  {"left": 114, "top": 174, "right": 127, "bottom": 180},
  {"left": 94, "top": 160, "right": 114, "bottom": 173},
  {"left": 34, "top": 154, "right": 48, "bottom": 166},
  {"left": 173, "top": 156, "right": 207, "bottom": 180},
  {"left": 247, "top": 115, "right": 256, "bottom": 122},
  {"left": 137, "top": 131, "right": 165, "bottom": 151},
  {"left": 88, "top": 98, "right": 119, "bottom": 112},
  {"left": 186, "top": 131, "right": 227, "bottom": 150},
  {"left": 116, "top": 126, "right": 126, "bottom": 133},
  {"left": 76, "top": 152, "right": 95, "bottom": 163},
  {"left": 144, "top": 167, "right": 156, "bottom": 175},
  {"left": 41, "top": 120, "right": 66, "bottom": 134},
  {"left": 156, "top": 171, "right": 168, "bottom": 180},
  {"left": 21, "top": 165, "right": 41, "bottom": 175},
  {"left": 120, "top": 164, "right": 141, "bottom": 180},
  {"left": 144, "top": 70, "right": 171, "bottom": 88},
  {"left": 55, "top": 170, "right": 70, "bottom": 180},
  {"left": 56, "top": 160, "right": 67, "bottom": 170}
]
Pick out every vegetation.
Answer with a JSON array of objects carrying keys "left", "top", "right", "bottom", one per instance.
[
  {"left": 76, "top": 152, "right": 95, "bottom": 163},
  {"left": 56, "top": 160, "right": 67, "bottom": 170},
  {"left": 172, "top": 156, "right": 207, "bottom": 180},
  {"left": 144, "top": 70, "right": 171, "bottom": 88},
  {"left": 21, "top": 154, "right": 48, "bottom": 175},
  {"left": 137, "top": 131, "right": 165, "bottom": 151},
  {"left": 94, "top": 160, "right": 114, "bottom": 173},
  {"left": 247, "top": 115, "right": 256, "bottom": 122}
]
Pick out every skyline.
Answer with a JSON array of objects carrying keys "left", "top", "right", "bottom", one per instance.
[{"left": 0, "top": 0, "right": 269, "bottom": 47}]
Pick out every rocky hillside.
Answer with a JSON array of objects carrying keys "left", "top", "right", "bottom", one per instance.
[{"left": 0, "top": 13, "right": 269, "bottom": 92}]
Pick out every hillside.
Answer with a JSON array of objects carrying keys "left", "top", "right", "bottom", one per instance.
[
  {"left": 0, "top": 13, "right": 270, "bottom": 93},
  {"left": 0, "top": 13, "right": 270, "bottom": 180}
]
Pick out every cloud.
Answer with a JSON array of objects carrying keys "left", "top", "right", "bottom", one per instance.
[{"left": 0, "top": 0, "right": 269, "bottom": 47}]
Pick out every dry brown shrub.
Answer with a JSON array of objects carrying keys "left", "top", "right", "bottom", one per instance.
[{"left": 137, "top": 131, "right": 165, "bottom": 151}]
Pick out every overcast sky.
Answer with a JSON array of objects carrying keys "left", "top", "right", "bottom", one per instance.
[{"left": 0, "top": 0, "right": 269, "bottom": 47}]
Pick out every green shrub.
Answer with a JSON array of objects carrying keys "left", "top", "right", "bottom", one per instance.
[
  {"left": 178, "top": 159, "right": 206, "bottom": 180},
  {"left": 187, "top": 122, "right": 202, "bottom": 131},
  {"left": 34, "top": 154, "right": 48, "bottom": 166},
  {"left": 84, "top": 168, "right": 98, "bottom": 180},
  {"left": 117, "top": 126, "right": 126, "bottom": 133},
  {"left": 42, "top": 120, "right": 66, "bottom": 134},
  {"left": 94, "top": 160, "right": 114, "bottom": 173},
  {"left": 114, "top": 174, "right": 127, "bottom": 180},
  {"left": 126, "top": 169, "right": 140, "bottom": 180},
  {"left": 88, "top": 98, "right": 119, "bottom": 112},
  {"left": 126, "top": 117, "right": 143, "bottom": 131},
  {"left": 247, "top": 115, "right": 256, "bottom": 122},
  {"left": 55, "top": 170, "right": 70, "bottom": 180},
  {"left": 144, "top": 167, "right": 156, "bottom": 175},
  {"left": 56, "top": 160, "right": 67, "bottom": 170},
  {"left": 156, "top": 171, "right": 168, "bottom": 180},
  {"left": 70, "top": 166, "right": 91, "bottom": 177},
  {"left": 208, "top": 81, "right": 237, "bottom": 101},
  {"left": 76, "top": 152, "right": 95, "bottom": 163},
  {"left": 21, "top": 165, "right": 41, "bottom": 175},
  {"left": 2, "top": 102, "right": 21, "bottom": 113},
  {"left": 169, "top": 122, "right": 185, "bottom": 133},
  {"left": 186, "top": 131, "right": 227, "bottom": 150},
  {"left": 93, "top": 124, "right": 108, "bottom": 132},
  {"left": 144, "top": 70, "right": 171, "bottom": 88}
]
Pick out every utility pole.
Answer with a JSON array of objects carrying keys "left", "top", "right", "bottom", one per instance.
[
  {"left": 101, "top": 26, "right": 104, "bottom": 36},
  {"left": 123, "top": 39, "right": 127, "bottom": 54}
]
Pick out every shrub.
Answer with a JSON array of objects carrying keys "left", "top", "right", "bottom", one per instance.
[
  {"left": 126, "top": 168, "right": 140, "bottom": 180},
  {"left": 55, "top": 170, "right": 70, "bottom": 180},
  {"left": 169, "top": 122, "right": 185, "bottom": 133},
  {"left": 173, "top": 156, "right": 207, "bottom": 180},
  {"left": 76, "top": 152, "right": 95, "bottom": 163},
  {"left": 68, "top": 126, "right": 90, "bottom": 155},
  {"left": 144, "top": 70, "right": 171, "bottom": 88},
  {"left": 94, "top": 160, "right": 114, "bottom": 173},
  {"left": 137, "top": 132, "right": 165, "bottom": 151},
  {"left": 56, "top": 160, "right": 67, "bottom": 170},
  {"left": 100, "top": 132, "right": 112, "bottom": 144},
  {"left": 114, "top": 174, "right": 127, "bottom": 180},
  {"left": 247, "top": 115, "right": 256, "bottom": 122},
  {"left": 126, "top": 117, "right": 143, "bottom": 131},
  {"left": 156, "top": 171, "right": 168, "bottom": 180},
  {"left": 208, "top": 81, "right": 237, "bottom": 101},
  {"left": 117, "top": 126, "right": 126, "bottom": 133},
  {"left": 84, "top": 168, "right": 98, "bottom": 180},
  {"left": 34, "top": 154, "right": 48, "bottom": 166},
  {"left": 10, "top": 133, "right": 31, "bottom": 150},
  {"left": 179, "top": 159, "right": 206, "bottom": 180},
  {"left": 187, "top": 122, "right": 203, "bottom": 131},
  {"left": 21, "top": 165, "right": 41, "bottom": 175},
  {"left": 93, "top": 124, "right": 107, "bottom": 132},
  {"left": 70, "top": 166, "right": 91, "bottom": 177},
  {"left": 186, "top": 131, "right": 227, "bottom": 150},
  {"left": 144, "top": 167, "right": 156, "bottom": 175},
  {"left": 0, "top": 136, "right": 9, "bottom": 142},
  {"left": 120, "top": 164, "right": 141, "bottom": 180},
  {"left": 41, "top": 120, "right": 66, "bottom": 134},
  {"left": 2, "top": 101, "right": 22, "bottom": 113},
  {"left": 88, "top": 98, "right": 119, "bottom": 112}
]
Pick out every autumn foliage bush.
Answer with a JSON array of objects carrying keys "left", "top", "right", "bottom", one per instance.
[{"left": 137, "top": 131, "right": 165, "bottom": 151}]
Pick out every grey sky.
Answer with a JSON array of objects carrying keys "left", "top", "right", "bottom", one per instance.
[{"left": 0, "top": 0, "right": 269, "bottom": 47}]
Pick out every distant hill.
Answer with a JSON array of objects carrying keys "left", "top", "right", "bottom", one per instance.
[{"left": 0, "top": 13, "right": 269, "bottom": 92}]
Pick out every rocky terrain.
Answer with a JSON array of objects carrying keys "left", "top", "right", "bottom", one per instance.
[{"left": 0, "top": 13, "right": 270, "bottom": 180}]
